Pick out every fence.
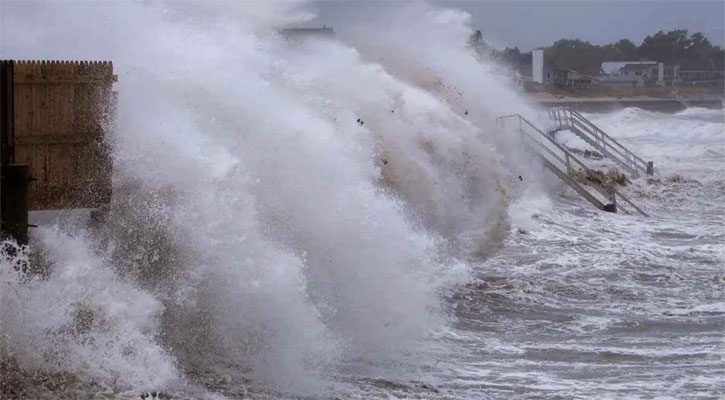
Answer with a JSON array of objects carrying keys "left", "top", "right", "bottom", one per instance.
[
  {"left": 1, "top": 60, "right": 115, "bottom": 210},
  {"left": 1, "top": 60, "right": 116, "bottom": 243}
]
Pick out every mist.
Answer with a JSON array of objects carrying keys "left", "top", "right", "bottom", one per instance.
[{"left": 0, "top": 0, "right": 540, "bottom": 396}]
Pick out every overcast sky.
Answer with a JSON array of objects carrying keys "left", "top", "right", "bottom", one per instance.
[{"left": 314, "top": 1, "right": 725, "bottom": 51}]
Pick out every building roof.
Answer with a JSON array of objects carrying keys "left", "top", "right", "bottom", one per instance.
[
  {"left": 597, "top": 75, "right": 642, "bottom": 83},
  {"left": 678, "top": 58, "right": 722, "bottom": 72},
  {"left": 601, "top": 61, "right": 656, "bottom": 75},
  {"left": 620, "top": 63, "right": 658, "bottom": 72},
  {"left": 280, "top": 26, "right": 335, "bottom": 39}
]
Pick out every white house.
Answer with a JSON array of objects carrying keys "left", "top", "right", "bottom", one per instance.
[{"left": 599, "top": 61, "right": 659, "bottom": 87}]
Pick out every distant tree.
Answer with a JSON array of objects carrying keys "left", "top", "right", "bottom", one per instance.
[
  {"left": 469, "top": 30, "right": 483, "bottom": 46},
  {"left": 638, "top": 29, "right": 725, "bottom": 69},
  {"left": 639, "top": 29, "right": 690, "bottom": 63},
  {"left": 469, "top": 29, "right": 497, "bottom": 59},
  {"left": 689, "top": 32, "right": 710, "bottom": 51},
  {"left": 469, "top": 28, "right": 724, "bottom": 76},
  {"left": 687, "top": 32, "right": 724, "bottom": 70},
  {"left": 499, "top": 46, "right": 526, "bottom": 67},
  {"left": 613, "top": 39, "right": 638, "bottom": 59},
  {"left": 543, "top": 39, "right": 605, "bottom": 74}
]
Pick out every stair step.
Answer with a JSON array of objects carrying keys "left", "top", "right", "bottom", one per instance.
[
  {"left": 548, "top": 107, "right": 654, "bottom": 177},
  {"left": 495, "top": 113, "right": 648, "bottom": 217}
]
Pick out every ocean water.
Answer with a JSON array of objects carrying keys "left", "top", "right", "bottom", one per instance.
[
  {"left": 319, "top": 106, "right": 725, "bottom": 400},
  {"left": 1, "top": 2, "right": 724, "bottom": 399},
  {"left": 429, "top": 107, "right": 725, "bottom": 400}
]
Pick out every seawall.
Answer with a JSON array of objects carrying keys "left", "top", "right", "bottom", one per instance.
[{"left": 531, "top": 98, "right": 723, "bottom": 113}]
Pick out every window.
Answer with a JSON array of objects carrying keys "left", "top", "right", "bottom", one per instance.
[{"left": 635, "top": 71, "right": 642, "bottom": 76}]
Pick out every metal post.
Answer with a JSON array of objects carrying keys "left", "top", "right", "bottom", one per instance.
[
  {"left": 0, "top": 61, "right": 28, "bottom": 245},
  {"left": 602, "top": 188, "right": 617, "bottom": 213},
  {"left": 1, "top": 60, "right": 16, "bottom": 244},
  {"left": 1, "top": 60, "right": 14, "bottom": 165},
  {"left": 1, "top": 164, "right": 29, "bottom": 245}
]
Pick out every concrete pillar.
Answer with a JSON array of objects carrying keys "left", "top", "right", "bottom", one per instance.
[{"left": 532, "top": 49, "right": 544, "bottom": 83}]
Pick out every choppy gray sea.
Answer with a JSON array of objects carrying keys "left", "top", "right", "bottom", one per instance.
[
  {"left": 333, "top": 107, "right": 725, "bottom": 400},
  {"left": 3, "top": 106, "right": 724, "bottom": 400}
]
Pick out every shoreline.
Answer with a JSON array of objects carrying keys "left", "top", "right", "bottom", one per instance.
[{"left": 526, "top": 95, "right": 723, "bottom": 113}]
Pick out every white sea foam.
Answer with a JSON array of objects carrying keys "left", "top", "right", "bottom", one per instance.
[
  {"left": 2, "top": 2, "right": 722, "bottom": 398},
  {"left": 0, "top": 1, "right": 535, "bottom": 396}
]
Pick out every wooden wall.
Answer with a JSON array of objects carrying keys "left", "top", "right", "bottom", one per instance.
[{"left": 11, "top": 60, "right": 115, "bottom": 210}]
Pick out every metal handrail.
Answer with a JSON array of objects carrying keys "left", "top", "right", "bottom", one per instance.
[
  {"left": 496, "top": 113, "right": 648, "bottom": 217},
  {"left": 498, "top": 114, "right": 599, "bottom": 180},
  {"left": 568, "top": 118, "right": 638, "bottom": 172},
  {"left": 568, "top": 109, "right": 648, "bottom": 167},
  {"left": 549, "top": 107, "right": 651, "bottom": 176},
  {"left": 551, "top": 109, "right": 627, "bottom": 158}
]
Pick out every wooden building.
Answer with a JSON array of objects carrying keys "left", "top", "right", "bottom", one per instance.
[{"left": 0, "top": 60, "right": 116, "bottom": 244}]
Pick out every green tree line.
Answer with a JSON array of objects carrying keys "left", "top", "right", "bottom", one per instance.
[{"left": 471, "top": 29, "right": 725, "bottom": 76}]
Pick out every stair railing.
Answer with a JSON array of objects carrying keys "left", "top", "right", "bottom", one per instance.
[
  {"left": 549, "top": 107, "right": 653, "bottom": 176},
  {"left": 496, "top": 114, "right": 648, "bottom": 217}
]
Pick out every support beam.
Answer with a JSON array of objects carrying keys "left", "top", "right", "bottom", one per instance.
[
  {"left": 0, "top": 60, "right": 14, "bottom": 165},
  {"left": 540, "top": 157, "right": 609, "bottom": 212},
  {"left": 496, "top": 113, "right": 648, "bottom": 216},
  {"left": 1, "top": 164, "right": 29, "bottom": 245}
]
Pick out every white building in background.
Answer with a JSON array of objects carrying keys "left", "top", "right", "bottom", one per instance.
[
  {"left": 600, "top": 61, "right": 655, "bottom": 76},
  {"left": 532, "top": 49, "right": 544, "bottom": 83},
  {"left": 599, "top": 61, "right": 684, "bottom": 87}
]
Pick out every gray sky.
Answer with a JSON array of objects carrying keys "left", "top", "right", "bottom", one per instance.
[{"left": 314, "top": 1, "right": 725, "bottom": 51}]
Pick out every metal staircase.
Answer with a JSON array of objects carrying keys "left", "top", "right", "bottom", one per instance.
[
  {"left": 496, "top": 114, "right": 648, "bottom": 217},
  {"left": 548, "top": 107, "right": 653, "bottom": 177}
]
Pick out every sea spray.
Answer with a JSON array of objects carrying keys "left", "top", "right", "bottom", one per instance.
[
  {"left": 0, "top": 229, "right": 179, "bottom": 391},
  {"left": 315, "top": 1, "right": 550, "bottom": 201},
  {"left": 0, "top": 0, "right": 537, "bottom": 396}
]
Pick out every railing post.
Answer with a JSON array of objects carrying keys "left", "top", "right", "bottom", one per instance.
[
  {"left": 604, "top": 191, "right": 617, "bottom": 213},
  {"left": 1, "top": 164, "right": 29, "bottom": 245},
  {"left": 1, "top": 60, "right": 15, "bottom": 166}
]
